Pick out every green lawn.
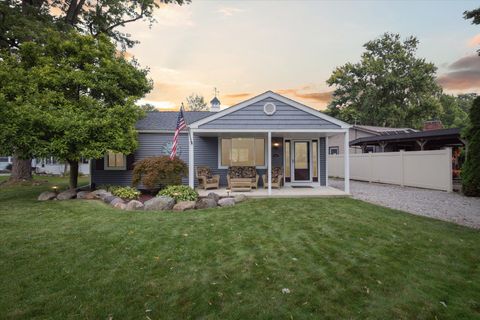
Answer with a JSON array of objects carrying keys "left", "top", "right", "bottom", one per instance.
[{"left": 1, "top": 177, "right": 479, "bottom": 319}]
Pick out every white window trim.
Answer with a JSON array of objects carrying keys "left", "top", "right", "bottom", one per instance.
[
  {"left": 217, "top": 137, "right": 267, "bottom": 169},
  {"left": 104, "top": 153, "right": 127, "bottom": 170},
  {"left": 329, "top": 146, "right": 339, "bottom": 155}
]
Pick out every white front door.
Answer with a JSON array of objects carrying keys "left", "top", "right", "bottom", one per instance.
[{"left": 292, "top": 140, "right": 312, "bottom": 182}]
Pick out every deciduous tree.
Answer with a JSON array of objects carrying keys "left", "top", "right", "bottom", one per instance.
[
  {"left": 0, "top": 30, "right": 152, "bottom": 189},
  {"left": 326, "top": 33, "right": 442, "bottom": 129},
  {"left": 185, "top": 93, "right": 208, "bottom": 111},
  {"left": 0, "top": 0, "right": 190, "bottom": 182}
]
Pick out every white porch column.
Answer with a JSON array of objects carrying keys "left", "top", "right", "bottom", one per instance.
[
  {"left": 344, "top": 130, "right": 350, "bottom": 194},
  {"left": 325, "top": 136, "right": 329, "bottom": 187},
  {"left": 267, "top": 131, "right": 272, "bottom": 196},
  {"left": 188, "top": 130, "right": 195, "bottom": 189}
]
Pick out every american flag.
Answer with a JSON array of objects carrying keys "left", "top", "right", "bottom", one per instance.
[{"left": 170, "top": 105, "right": 186, "bottom": 160}]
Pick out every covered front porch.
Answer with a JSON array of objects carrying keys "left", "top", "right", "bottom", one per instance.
[{"left": 188, "top": 129, "right": 351, "bottom": 196}]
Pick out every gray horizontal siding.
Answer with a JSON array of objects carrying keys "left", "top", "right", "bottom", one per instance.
[
  {"left": 92, "top": 133, "right": 328, "bottom": 189},
  {"left": 199, "top": 97, "right": 341, "bottom": 130},
  {"left": 91, "top": 133, "right": 189, "bottom": 188},
  {"left": 193, "top": 136, "right": 226, "bottom": 187}
]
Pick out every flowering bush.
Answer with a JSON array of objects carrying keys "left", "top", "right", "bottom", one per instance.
[
  {"left": 111, "top": 186, "right": 140, "bottom": 200},
  {"left": 158, "top": 185, "right": 198, "bottom": 202}
]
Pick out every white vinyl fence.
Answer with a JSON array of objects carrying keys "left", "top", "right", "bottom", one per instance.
[{"left": 328, "top": 148, "right": 452, "bottom": 192}]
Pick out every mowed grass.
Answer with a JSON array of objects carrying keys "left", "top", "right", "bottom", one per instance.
[{"left": 0, "top": 177, "right": 479, "bottom": 319}]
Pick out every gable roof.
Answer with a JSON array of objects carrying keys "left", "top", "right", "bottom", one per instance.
[
  {"left": 136, "top": 111, "right": 211, "bottom": 131},
  {"left": 189, "top": 91, "right": 350, "bottom": 129}
]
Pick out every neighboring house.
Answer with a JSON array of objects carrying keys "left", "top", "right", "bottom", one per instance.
[
  {"left": 0, "top": 156, "right": 12, "bottom": 171},
  {"left": 34, "top": 158, "right": 90, "bottom": 175},
  {"left": 91, "top": 91, "right": 352, "bottom": 194},
  {"left": 327, "top": 125, "right": 416, "bottom": 155},
  {"left": 0, "top": 156, "right": 90, "bottom": 175}
]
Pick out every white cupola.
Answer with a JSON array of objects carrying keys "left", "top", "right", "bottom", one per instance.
[{"left": 210, "top": 87, "right": 221, "bottom": 112}]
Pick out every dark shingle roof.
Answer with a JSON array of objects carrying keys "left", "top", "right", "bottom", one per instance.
[
  {"left": 136, "top": 111, "right": 212, "bottom": 131},
  {"left": 350, "top": 128, "right": 461, "bottom": 145}
]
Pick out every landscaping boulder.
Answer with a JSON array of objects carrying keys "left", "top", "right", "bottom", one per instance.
[
  {"left": 110, "top": 197, "right": 125, "bottom": 207},
  {"left": 103, "top": 195, "right": 116, "bottom": 204},
  {"left": 113, "top": 202, "right": 127, "bottom": 210},
  {"left": 233, "top": 194, "right": 247, "bottom": 203},
  {"left": 57, "top": 189, "right": 77, "bottom": 200},
  {"left": 144, "top": 196, "right": 175, "bottom": 211},
  {"left": 76, "top": 191, "right": 94, "bottom": 199},
  {"left": 207, "top": 192, "right": 220, "bottom": 203},
  {"left": 218, "top": 197, "right": 235, "bottom": 207},
  {"left": 92, "top": 189, "right": 109, "bottom": 199},
  {"left": 173, "top": 201, "right": 196, "bottom": 212},
  {"left": 126, "top": 200, "right": 144, "bottom": 211},
  {"left": 38, "top": 191, "right": 57, "bottom": 201},
  {"left": 195, "top": 198, "right": 217, "bottom": 209}
]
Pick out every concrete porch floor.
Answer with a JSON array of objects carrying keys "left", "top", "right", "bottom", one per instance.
[{"left": 197, "top": 185, "right": 348, "bottom": 198}]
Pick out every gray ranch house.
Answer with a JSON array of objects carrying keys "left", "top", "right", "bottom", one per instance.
[{"left": 91, "top": 91, "right": 351, "bottom": 196}]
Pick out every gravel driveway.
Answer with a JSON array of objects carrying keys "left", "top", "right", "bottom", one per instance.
[{"left": 330, "top": 179, "right": 480, "bottom": 229}]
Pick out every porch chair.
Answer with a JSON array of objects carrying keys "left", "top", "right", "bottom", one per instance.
[
  {"left": 262, "top": 167, "right": 283, "bottom": 189},
  {"left": 227, "top": 166, "right": 259, "bottom": 189},
  {"left": 195, "top": 166, "right": 220, "bottom": 190}
]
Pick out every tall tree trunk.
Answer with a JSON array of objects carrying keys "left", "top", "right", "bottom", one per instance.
[
  {"left": 9, "top": 156, "right": 32, "bottom": 182},
  {"left": 68, "top": 159, "right": 78, "bottom": 190}
]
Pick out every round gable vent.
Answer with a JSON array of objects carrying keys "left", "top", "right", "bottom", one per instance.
[{"left": 263, "top": 102, "right": 276, "bottom": 115}]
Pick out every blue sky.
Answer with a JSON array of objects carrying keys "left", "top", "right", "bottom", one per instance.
[{"left": 122, "top": 0, "right": 480, "bottom": 110}]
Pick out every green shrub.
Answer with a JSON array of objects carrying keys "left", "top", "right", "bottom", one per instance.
[
  {"left": 98, "top": 184, "right": 117, "bottom": 192},
  {"left": 462, "top": 97, "right": 480, "bottom": 196},
  {"left": 111, "top": 186, "right": 140, "bottom": 200},
  {"left": 132, "top": 156, "right": 188, "bottom": 190},
  {"left": 158, "top": 185, "right": 198, "bottom": 202}
]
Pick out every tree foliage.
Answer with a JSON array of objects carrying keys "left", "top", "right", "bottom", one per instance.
[
  {"left": 326, "top": 33, "right": 442, "bottom": 129},
  {"left": 462, "top": 97, "right": 480, "bottom": 197},
  {"left": 439, "top": 94, "right": 470, "bottom": 128},
  {"left": 464, "top": 7, "right": 480, "bottom": 25},
  {"left": 1, "top": 0, "right": 190, "bottom": 49},
  {"left": 132, "top": 156, "right": 188, "bottom": 190},
  {"left": 0, "top": 30, "right": 152, "bottom": 188},
  {"left": 185, "top": 93, "right": 208, "bottom": 111}
]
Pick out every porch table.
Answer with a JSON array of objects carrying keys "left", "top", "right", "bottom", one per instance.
[{"left": 230, "top": 178, "right": 253, "bottom": 192}]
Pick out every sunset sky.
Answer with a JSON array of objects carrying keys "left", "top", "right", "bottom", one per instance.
[{"left": 121, "top": 0, "right": 480, "bottom": 111}]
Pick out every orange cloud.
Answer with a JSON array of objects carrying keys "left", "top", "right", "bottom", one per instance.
[
  {"left": 438, "top": 54, "right": 480, "bottom": 91},
  {"left": 224, "top": 92, "right": 251, "bottom": 99},
  {"left": 275, "top": 88, "right": 333, "bottom": 104},
  {"left": 468, "top": 34, "right": 480, "bottom": 47}
]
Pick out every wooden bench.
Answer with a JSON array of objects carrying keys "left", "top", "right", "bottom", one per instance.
[{"left": 230, "top": 178, "right": 253, "bottom": 192}]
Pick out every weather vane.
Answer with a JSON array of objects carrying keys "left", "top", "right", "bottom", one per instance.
[{"left": 213, "top": 87, "right": 219, "bottom": 98}]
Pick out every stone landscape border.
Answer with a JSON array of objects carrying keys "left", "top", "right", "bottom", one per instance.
[{"left": 38, "top": 189, "right": 247, "bottom": 212}]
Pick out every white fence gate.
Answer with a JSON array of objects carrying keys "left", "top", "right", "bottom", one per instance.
[{"left": 328, "top": 148, "right": 453, "bottom": 192}]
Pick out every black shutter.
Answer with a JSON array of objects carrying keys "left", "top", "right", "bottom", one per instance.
[
  {"left": 126, "top": 154, "right": 135, "bottom": 170},
  {"left": 95, "top": 158, "right": 104, "bottom": 170}
]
